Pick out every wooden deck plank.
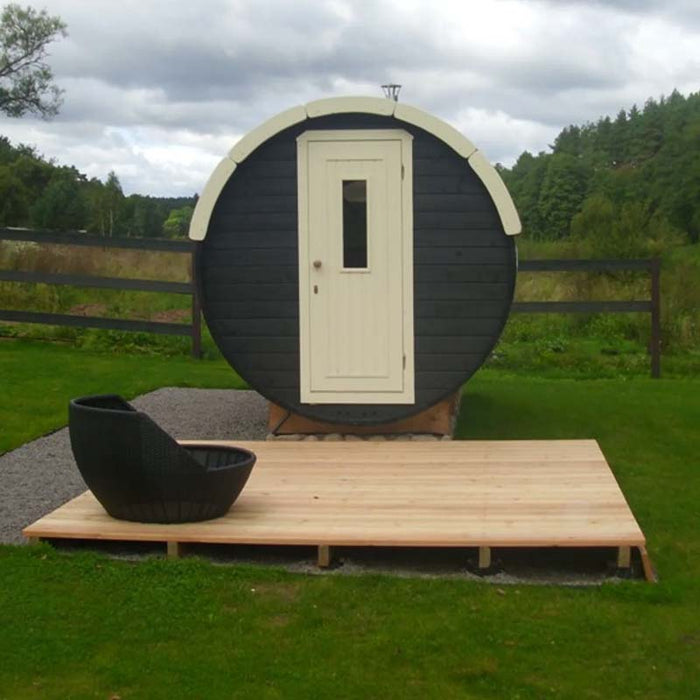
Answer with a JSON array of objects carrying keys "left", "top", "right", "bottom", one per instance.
[{"left": 23, "top": 440, "right": 646, "bottom": 551}]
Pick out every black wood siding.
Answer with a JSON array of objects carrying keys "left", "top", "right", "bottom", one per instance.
[{"left": 200, "top": 113, "right": 516, "bottom": 425}]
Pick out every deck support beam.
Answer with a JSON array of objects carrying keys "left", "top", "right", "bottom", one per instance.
[
  {"left": 167, "top": 541, "right": 182, "bottom": 559},
  {"left": 26, "top": 536, "right": 41, "bottom": 545},
  {"left": 317, "top": 544, "right": 333, "bottom": 568},
  {"left": 478, "top": 546, "right": 492, "bottom": 570},
  {"left": 617, "top": 545, "right": 631, "bottom": 569},
  {"left": 638, "top": 546, "right": 657, "bottom": 583}
]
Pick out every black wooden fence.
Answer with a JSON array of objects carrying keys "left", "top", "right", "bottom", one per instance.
[
  {"left": 0, "top": 227, "right": 202, "bottom": 358},
  {"left": 514, "top": 258, "right": 661, "bottom": 378},
  {"left": 0, "top": 228, "right": 661, "bottom": 375}
]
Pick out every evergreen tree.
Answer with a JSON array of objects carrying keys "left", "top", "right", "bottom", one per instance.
[
  {"left": 0, "top": 162, "right": 29, "bottom": 224},
  {"left": 30, "top": 171, "right": 86, "bottom": 230},
  {"left": 501, "top": 151, "right": 549, "bottom": 237},
  {"left": 0, "top": 133, "right": 198, "bottom": 236},
  {"left": 536, "top": 153, "right": 590, "bottom": 239},
  {"left": 611, "top": 109, "right": 628, "bottom": 165},
  {"left": 503, "top": 88, "right": 700, "bottom": 246}
]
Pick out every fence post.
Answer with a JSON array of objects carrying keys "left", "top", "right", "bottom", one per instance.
[
  {"left": 650, "top": 257, "right": 661, "bottom": 379},
  {"left": 190, "top": 243, "right": 202, "bottom": 359}
]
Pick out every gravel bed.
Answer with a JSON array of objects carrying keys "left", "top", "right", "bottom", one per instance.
[
  {"left": 1, "top": 389, "right": 635, "bottom": 582},
  {"left": 0, "top": 388, "right": 268, "bottom": 544}
]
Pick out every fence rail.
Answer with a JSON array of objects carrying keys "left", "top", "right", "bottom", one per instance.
[
  {"left": 518, "top": 259, "right": 653, "bottom": 272},
  {"left": 1, "top": 229, "right": 661, "bottom": 375},
  {"left": 514, "top": 257, "right": 661, "bottom": 378},
  {"left": 0, "top": 227, "right": 202, "bottom": 357}
]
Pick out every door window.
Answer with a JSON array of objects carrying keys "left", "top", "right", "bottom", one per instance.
[{"left": 342, "top": 180, "right": 368, "bottom": 269}]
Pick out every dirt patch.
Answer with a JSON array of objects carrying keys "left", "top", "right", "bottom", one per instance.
[
  {"left": 253, "top": 582, "right": 301, "bottom": 603},
  {"left": 150, "top": 309, "right": 190, "bottom": 323},
  {"left": 264, "top": 614, "right": 292, "bottom": 628},
  {"left": 68, "top": 303, "right": 109, "bottom": 317},
  {"left": 65, "top": 306, "right": 190, "bottom": 323}
]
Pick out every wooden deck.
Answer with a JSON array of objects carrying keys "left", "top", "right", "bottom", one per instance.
[{"left": 23, "top": 440, "right": 653, "bottom": 580}]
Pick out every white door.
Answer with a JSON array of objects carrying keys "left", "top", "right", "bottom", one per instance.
[{"left": 297, "top": 129, "right": 414, "bottom": 404}]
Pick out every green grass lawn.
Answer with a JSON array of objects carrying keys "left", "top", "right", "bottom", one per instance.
[
  {"left": 1, "top": 339, "right": 699, "bottom": 698},
  {"left": 0, "top": 339, "right": 246, "bottom": 454}
]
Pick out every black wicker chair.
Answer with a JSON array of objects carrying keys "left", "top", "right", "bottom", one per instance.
[{"left": 68, "top": 394, "right": 256, "bottom": 523}]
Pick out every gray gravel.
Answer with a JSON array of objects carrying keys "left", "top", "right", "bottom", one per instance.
[
  {"left": 1, "top": 388, "right": 635, "bottom": 582},
  {"left": 0, "top": 388, "right": 268, "bottom": 544}
]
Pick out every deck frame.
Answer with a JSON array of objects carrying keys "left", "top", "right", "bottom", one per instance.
[{"left": 23, "top": 440, "right": 653, "bottom": 580}]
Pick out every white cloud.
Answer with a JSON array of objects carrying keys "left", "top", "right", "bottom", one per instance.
[
  {"left": 452, "top": 108, "right": 560, "bottom": 165},
  {"left": 2, "top": 0, "right": 699, "bottom": 195}
]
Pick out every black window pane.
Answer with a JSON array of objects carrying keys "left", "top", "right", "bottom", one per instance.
[{"left": 342, "top": 180, "right": 367, "bottom": 268}]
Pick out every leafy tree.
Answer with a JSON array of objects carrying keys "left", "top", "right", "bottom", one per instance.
[
  {"left": 640, "top": 97, "right": 664, "bottom": 161},
  {"left": 12, "top": 149, "right": 53, "bottom": 197},
  {"left": 0, "top": 134, "right": 15, "bottom": 162},
  {"left": 503, "top": 88, "right": 700, "bottom": 246},
  {"left": 30, "top": 171, "right": 86, "bottom": 230},
  {"left": 571, "top": 195, "right": 640, "bottom": 258},
  {"left": 0, "top": 3, "right": 67, "bottom": 118},
  {"left": 0, "top": 133, "right": 199, "bottom": 236},
  {"left": 128, "top": 196, "right": 164, "bottom": 238},
  {"left": 572, "top": 194, "right": 684, "bottom": 257},
  {"left": 103, "top": 171, "right": 125, "bottom": 236},
  {"left": 500, "top": 151, "right": 550, "bottom": 237},
  {"left": 537, "top": 153, "right": 590, "bottom": 239},
  {"left": 162, "top": 205, "right": 194, "bottom": 238},
  {"left": 571, "top": 194, "right": 614, "bottom": 240},
  {"left": 552, "top": 125, "right": 582, "bottom": 157},
  {"left": 86, "top": 171, "right": 124, "bottom": 236},
  {"left": 0, "top": 162, "right": 30, "bottom": 223},
  {"left": 611, "top": 109, "right": 628, "bottom": 165}
]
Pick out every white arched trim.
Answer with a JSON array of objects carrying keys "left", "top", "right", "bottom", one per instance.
[
  {"left": 468, "top": 150, "right": 522, "bottom": 236},
  {"left": 306, "top": 96, "right": 395, "bottom": 118},
  {"left": 394, "top": 103, "right": 477, "bottom": 159},
  {"left": 229, "top": 105, "right": 307, "bottom": 163},
  {"left": 189, "top": 97, "right": 521, "bottom": 240},
  {"left": 189, "top": 156, "right": 236, "bottom": 241}
]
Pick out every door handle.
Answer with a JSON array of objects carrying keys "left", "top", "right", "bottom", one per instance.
[{"left": 313, "top": 260, "right": 322, "bottom": 269}]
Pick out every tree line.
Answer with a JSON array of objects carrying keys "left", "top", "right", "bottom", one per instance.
[
  {"left": 0, "top": 4, "right": 197, "bottom": 239},
  {"left": 2, "top": 4, "right": 699, "bottom": 251},
  {"left": 500, "top": 89, "right": 700, "bottom": 254},
  {"left": 0, "top": 135, "right": 195, "bottom": 238}
]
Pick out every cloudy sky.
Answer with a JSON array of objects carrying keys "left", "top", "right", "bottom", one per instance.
[{"left": 2, "top": 0, "right": 699, "bottom": 196}]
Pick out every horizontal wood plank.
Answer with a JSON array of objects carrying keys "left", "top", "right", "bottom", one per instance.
[
  {"left": 0, "top": 269, "right": 192, "bottom": 294},
  {"left": 210, "top": 319, "right": 299, "bottom": 336},
  {"left": 414, "top": 266, "right": 511, "bottom": 283},
  {"left": 413, "top": 230, "right": 509, "bottom": 247},
  {"left": 415, "top": 247, "right": 511, "bottom": 265},
  {"left": 0, "top": 310, "right": 192, "bottom": 336},
  {"left": 414, "top": 317, "right": 505, "bottom": 336},
  {"left": 25, "top": 440, "right": 646, "bottom": 550},
  {"left": 414, "top": 211, "right": 501, "bottom": 229},
  {"left": 203, "top": 265, "right": 297, "bottom": 284},
  {"left": 415, "top": 300, "right": 508, "bottom": 318}
]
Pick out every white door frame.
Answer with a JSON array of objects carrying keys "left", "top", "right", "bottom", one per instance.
[{"left": 297, "top": 129, "right": 414, "bottom": 404}]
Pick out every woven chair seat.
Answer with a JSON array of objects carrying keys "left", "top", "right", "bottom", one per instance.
[{"left": 68, "top": 394, "right": 256, "bottom": 523}]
